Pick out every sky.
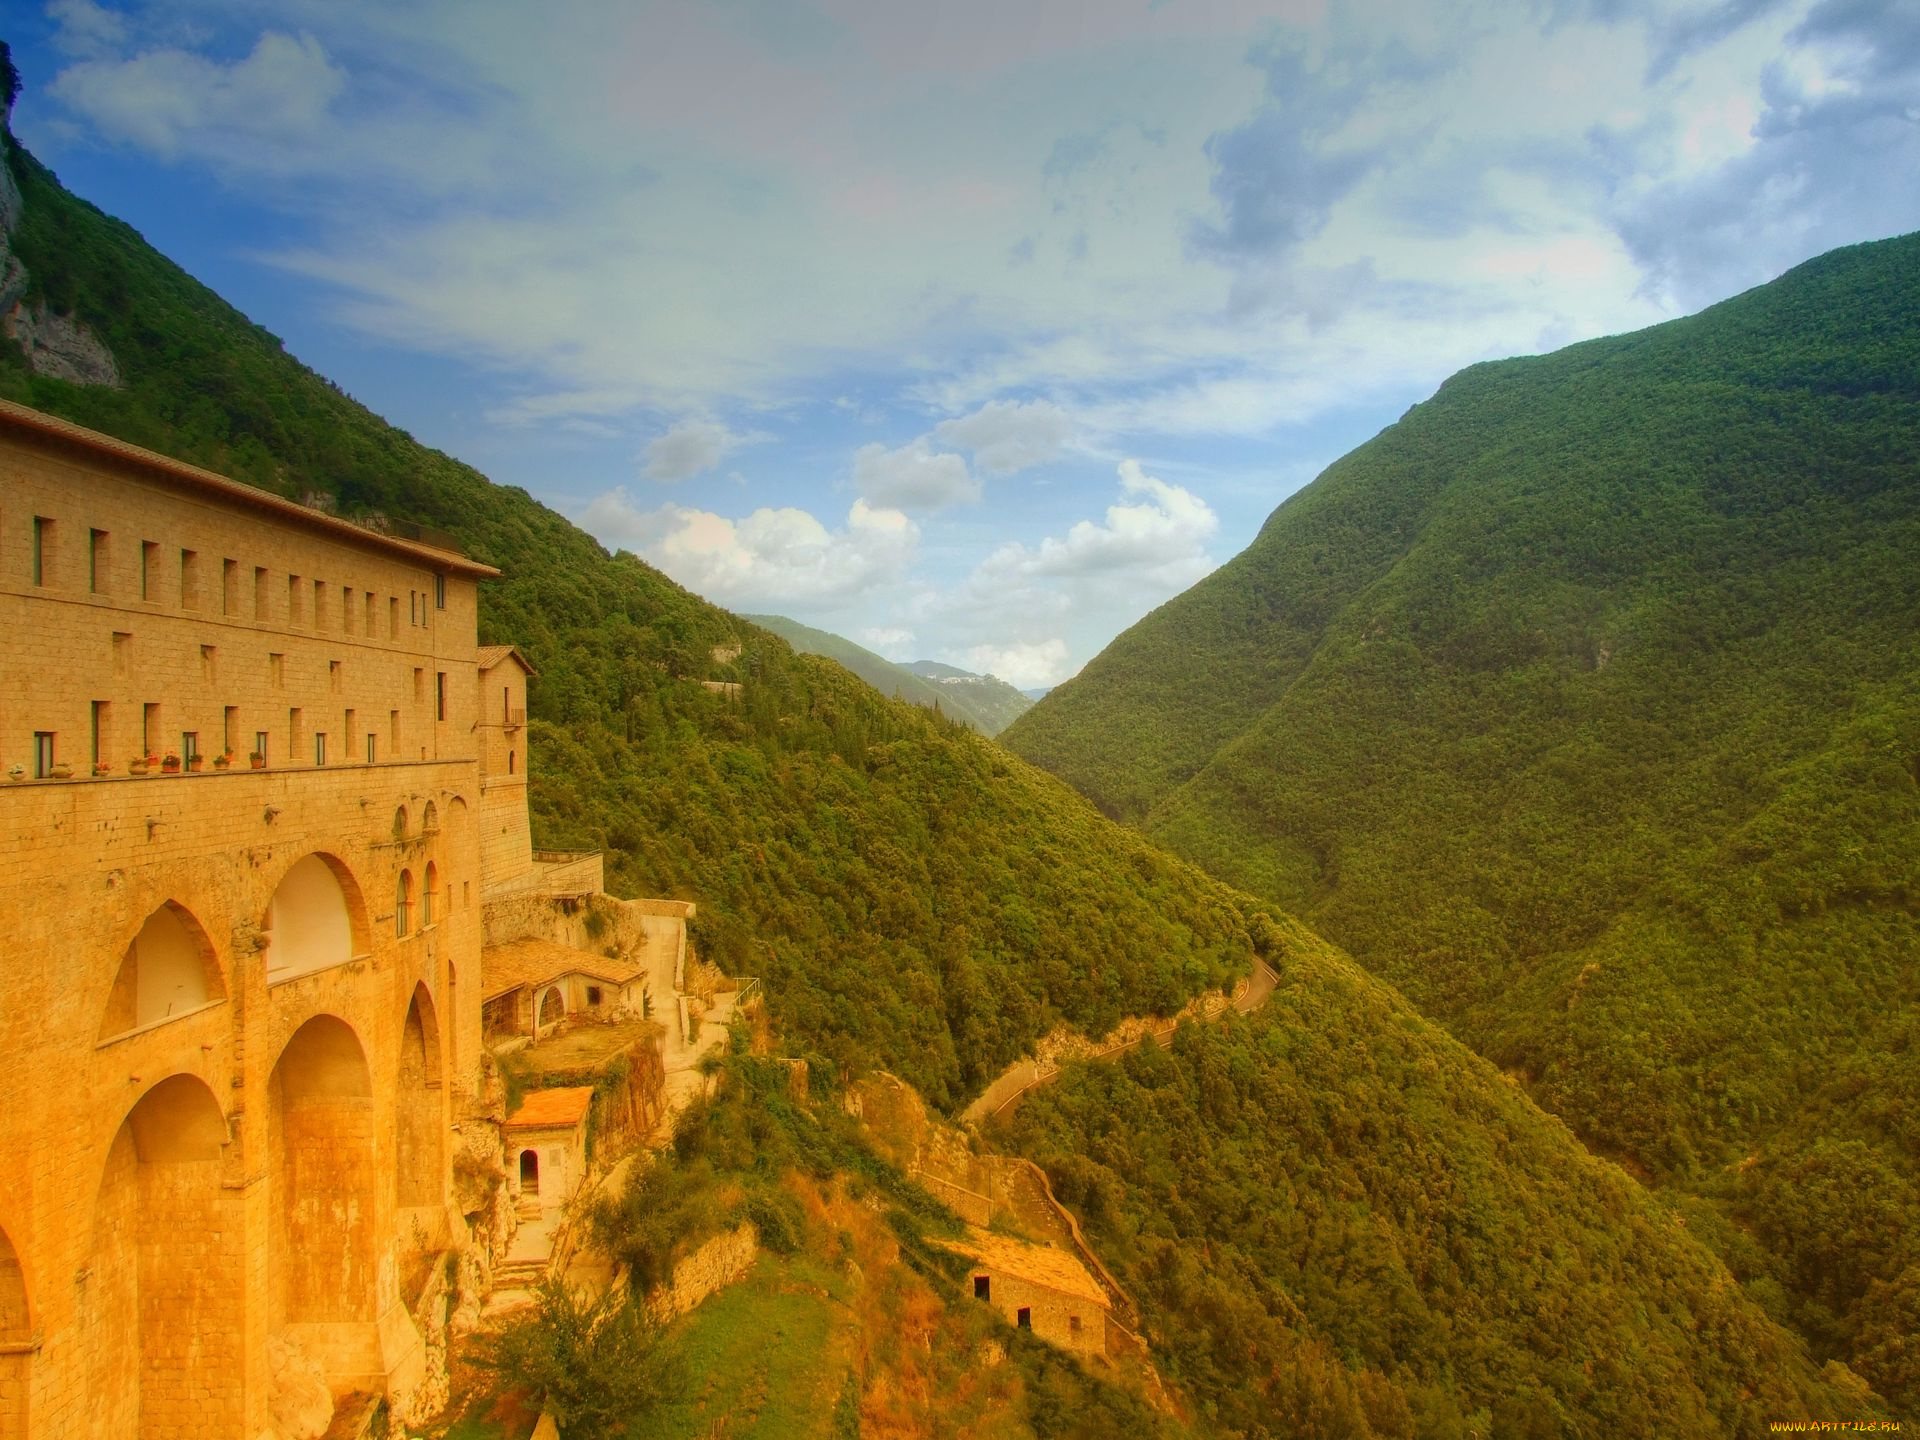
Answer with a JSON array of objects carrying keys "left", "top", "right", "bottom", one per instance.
[{"left": 8, "top": 0, "right": 1919, "bottom": 688}]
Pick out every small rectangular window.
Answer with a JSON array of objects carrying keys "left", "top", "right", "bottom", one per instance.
[
  {"left": 314, "top": 731, "right": 327, "bottom": 766},
  {"left": 366, "top": 732, "right": 377, "bottom": 764},
  {"left": 435, "top": 573, "right": 447, "bottom": 609},
  {"left": 343, "top": 586, "right": 356, "bottom": 634},
  {"left": 436, "top": 671, "right": 448, "bottom": 722},
  {"left": 389, "top": 596, "right": 399, "bottom": 638},
  {"left": 179, "top": 548, "right": 199, "bottom": 609},
  {"left": 31, "top": 517, "right": 52, "bottom": 586},
  {"left": 200, "top": 644, "right": 217, "bottom": 681},
  {"left": 254, "top": 565, "right": 270, "bottom": 619},
  {"left": 288, "top": 575, "right": 304, "bottom": 626},
  {"left": 141, "top": 541, "right": 158, "bottom": 600},
  {"left": 91, "top": 701, "right": 109, "bottom": 767},
  {"left": 313, "top": 578, "right": 325, "bottom": 629},
  {"left": 410, "top": 591, "right": 419, "bottom": 626},
  {"left": 329, "top": 658, "right": 342, "bottom": 692},
  {"left": 253, "top": 730, "right": 269, "bottom": 766},
  {"left": 224, "top": 706, "right": 239, "bottom": 755},
  {"left": 344, "top": 708, "right": 356, "bottom": 754},
  {"left": 289, "top": 707, "right": 303, "bottom": 758},
  {"left": 181, "top": 732, "right": 199, "bottom": 765},
  {"left": 112, "top": 631, "right": 131, "bottom": 676},
  {"left": 89, "top": 529, "right": 108, "bottom": 594},
  {"left": 143, "top": 703, "right": 160, "bottom": 756},
  {"left": 269, "top": 653, "right": 285, "bottom": 689},
  {"left": 390, "top": 708, "right": 401, "bottom": 754},
  {"left": 33, "top": 732, "right": 54, "bottom": 779},
  {"left": 221, "top": 558, "right": 238, "bottom": 615},
  {"left": 365, "top": 592, "right": 377, "bottom": 634},
  {"left": 413, "top": 668, "right": 425, "bottom": 702}
]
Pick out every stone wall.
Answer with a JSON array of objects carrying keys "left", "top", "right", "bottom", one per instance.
[{"left": 646, "top": 1224, "right": 757, "bottom": 1324}]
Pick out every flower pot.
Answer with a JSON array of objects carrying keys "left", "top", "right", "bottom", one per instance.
[
  {"left": 128, "top": 760, "right": 150, "bottom": 776},
  {"left": 186, "top": 757, "right": 205, "bottom": 773},
  {"left": 213, "top": 756, "right": 231, "bottom": 770},
  {"left": 50, "top": 763, "right": 73, "bottom": 780},
  {"left": 161, "top": 759, "right": 182, "bottom": 774},
  {"left": 249, "top": 755, "right": 266, "bottom": 770}
]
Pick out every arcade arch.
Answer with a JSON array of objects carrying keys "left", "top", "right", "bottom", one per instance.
[
  {"left": 264, "top": 855, "right": 364, "bottom": 981},
  {"left": 85, "top": 1075, "right": 241, "bottom": 1438},
  {"left": 396, "top": 870, "right": 414, "bottom": 939},
  {"left": 100, "top": 901, "right": 225, "bottom": 1039},
  {"left": 395, "top": 985, "right": 444, "bottom": 1212},
  {"left": 0, "top": 1223, "right": 27, "bottom": 1437},
  {"left": 269, "top": 1016, "right": 377, "bottom": 1334},
  {"left": 534, "top": 985, "right": 564, "bottom": 1039}
]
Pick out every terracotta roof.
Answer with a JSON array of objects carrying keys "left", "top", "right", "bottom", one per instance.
[
  {"left": 945, "top": 1229, "right": 1110, "bottom": 1309},
  {"left": 477, "top": 643, "right": 538, "bottom": 677},
  {"left": 0, "top": 399, "right": 501, "bottom": 579},
  {"left": 505, "top": 1086, "right": 596, "bottom": 1130},
  {"left": 481, "top": 937, "right": 642, "bottom": 1000}
]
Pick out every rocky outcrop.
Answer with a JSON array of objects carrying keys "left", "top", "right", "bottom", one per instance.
[
  {"left": 0, "top": 143, "right": 122, "bottom": 388},
  {"left": 265, "top": 1334, "right": 334, "bottom": 1440},
  {"left": 3, "top": 300, "right": 122, "bottom": 386}
]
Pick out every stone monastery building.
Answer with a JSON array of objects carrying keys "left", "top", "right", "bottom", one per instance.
[{"left": 0, "top": 397, "right": 609, "bottom": 1437}]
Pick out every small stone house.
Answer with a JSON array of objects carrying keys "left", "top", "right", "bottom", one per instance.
[
  {"left": 481, "top": 934, "right": 649, "bottom": 1040},
  {"left": 503, "top": 1085, "right": 596, "bottom": 1216},
  {"left": 951, "top": 1229, "right": 1111, "bottom": 1360}
]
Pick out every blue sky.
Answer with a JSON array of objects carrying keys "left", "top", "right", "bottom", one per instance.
[{"left": 9, "top": 0, "right": 1919, "bottom": 686}]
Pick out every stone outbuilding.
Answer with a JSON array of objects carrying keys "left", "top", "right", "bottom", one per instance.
[
  {"left": 951, "top": 1229, "right": 1112, "bottom": 1360},
  {"left": 481, "top": 935, "right": 649, "bottom": 1041},
  {"left": 503, "top": 1086, "right": 595, "bottom": 1217}
]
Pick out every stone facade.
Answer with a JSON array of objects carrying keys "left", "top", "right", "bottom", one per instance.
[{"left": 0, "top": 399, "right": 507, "bottom": 1437}]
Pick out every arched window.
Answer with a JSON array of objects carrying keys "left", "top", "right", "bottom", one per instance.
[
  {"left": 264, "top": 855, "right": 361, "bottom": 980},
  {"left": 423, "top": 862, "right": 438, "bottom": 927},
  {"left": 392, "top": 805, "right": 408, "bottom": 841},
  {"left": 396, "top": 870, "right": 413, "bottom": 938},
  {"left": 508, "top": 748, "right": 516, "bottom": 774},
  {"left": 421, "top": 800, "right": 439, "bottom": 833}
]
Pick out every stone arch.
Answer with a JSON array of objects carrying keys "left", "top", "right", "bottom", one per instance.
[
  {"left": 534, "top": 984, "right": 565, "bottom": 1039},
  {"left": 269, "top": 1016, "right": 377, "bottom": 1335},
  {"left": 395, "top": 985, "right": 443, "bottom": 1213},
  {"left": 421, "top": 800, "right": 438, "bottom": 834},
  {"left": 423, "top": 862, "right": 439, "bottom": 928},
  {"left": 100, "top": 901, "right": 226, "bottom": 1039},
  {"left": 264, "top": 854, "right": 366, "bottom": 981},
  {"left": 392, "top": 805, "right": 408, "bottom": 841},
  {"left": 518, "top": 1149, "right": 539, "bottom": 1196},
  {"left": 396, "top": 869, "right": 414, "bottom": 939},
  {"left": 85, "top": 1075, "right": 241, "bottom": 1438}
]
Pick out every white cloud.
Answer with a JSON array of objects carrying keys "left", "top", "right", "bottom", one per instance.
[
  {"left": 851, "top": 438, "right": 979, "bottom": 510},
  {"left": 47, "top": 0, "right": 127, "bottom": 58},
  {"left": 48, "top": 30, "right": 346, "bottom": 164},
  {"left": 643, "top": 417, "right": 757, "bottom": 482},
  {"left": 981, "top": 459, "right": 1218, "bottom": 584},
  {"left": 859, "top": 626, "right": 915, "bottom": 657},
  {"left": 961, "top": 639, "right": 1073, "bottom": 689},
  {"left": 932, "top": 399, "right": 1073, "bottom": 475},
  {"left": 579, "top": 491, "right": 917, "bottom": 608}
]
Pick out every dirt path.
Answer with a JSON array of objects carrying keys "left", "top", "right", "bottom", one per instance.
[{"left": 960, "top": 959, "right": 1280, "bottom": 1129}]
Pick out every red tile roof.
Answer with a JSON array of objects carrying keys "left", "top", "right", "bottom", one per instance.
[{"left": 505, "top": 1086, "right": 596, "bottom": 1130}]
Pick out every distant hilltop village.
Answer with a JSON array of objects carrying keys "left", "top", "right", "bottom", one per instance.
[{"left": 0, "top": 398, "right": 730, "bottom": 1438}]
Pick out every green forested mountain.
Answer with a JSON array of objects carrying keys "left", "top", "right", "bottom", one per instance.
[
  {"left": 0, "top": 102, "right": 1890, "bottom": 1431},
  {"left": 745, "top": 614, "right": 1034, "bottom": 736},
  {"left": 1003, "top": 232, "right": 1920, "bottom": 1412}
]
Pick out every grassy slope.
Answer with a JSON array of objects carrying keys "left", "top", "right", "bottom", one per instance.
[
  {"left": 1003, "top": 233, "right": 1920, "bottom": 1408},
  {"left": 0, "top": 126, "right": 1881, "bottom": 1427}
]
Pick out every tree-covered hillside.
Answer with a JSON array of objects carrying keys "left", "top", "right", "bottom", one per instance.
[
  {"left": 0, "top": 98, "right": 1890, "bottom": 1428},
  {"left": 1003, "top": 232, "right": 1920, "bottom": 1411}
]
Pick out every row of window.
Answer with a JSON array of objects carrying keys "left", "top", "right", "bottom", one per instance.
[
  {"left": 22, "top": 513, "right": 447, "bottom": 635},
  {"left": 21, "top": 700, "right": 440, "bottom": 776}
]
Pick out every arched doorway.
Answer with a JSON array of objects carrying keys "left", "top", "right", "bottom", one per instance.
[
  {"left": 534, "top": 985, "right": 564, "bottom": 1039},
  {"left": 269, "top": 1016, "right": 377, "bottom": 1341},
  {"left": 519, "top": 1149, "right": 539, "bottom": 1196},
  {"left": 85, "top": 1075, "right": 240, "bottom": 1437},
  {"left": 0, "top": 1223, "right": 29, "bottom": 1437},
  {"left": 99, "top": 902, "right": 226, "bottom": 1038},
  {"left": 395, "top": 985, "right": 444, "bottom": 1214}
]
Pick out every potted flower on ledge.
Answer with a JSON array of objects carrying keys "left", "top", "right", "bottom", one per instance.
[
  {"left": 249, "top": 750, "right": 267, "bottom": 770},
  {"left": 50, "top": 761, "right": 74, "bottom": 780},
  {"left": 161, "top": 751, "right": 182, "bottom": 774},
  {"left": 185, "top": 753, "right": 206, "bottom": 773},
  {"left": 129, "top": 753, "right": 157, "bottom": 776},
  {"left": 92, "top": 760, "right": 113, "bottom": 777},
  {"left": 213, "top": 750, "right": 234, "bottom": 771}
]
